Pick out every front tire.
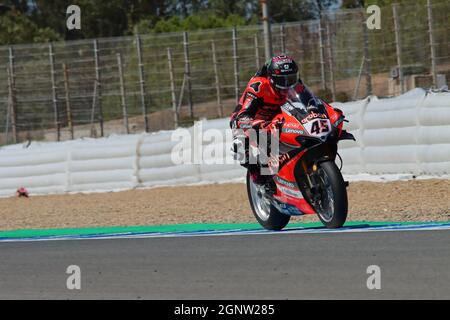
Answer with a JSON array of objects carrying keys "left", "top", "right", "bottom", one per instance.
[
  {"left": 246, "top": 171, "right": 290, "bottom": 230},
  {"left": 314, "top": 161, "right": 348, "bottom": 228}
]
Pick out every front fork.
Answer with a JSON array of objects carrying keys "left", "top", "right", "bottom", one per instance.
[
  {"left": 297, "top": 156, "right": 348, "bottom": 209},
  {"left": 295, "top": 156, "right": 321, "bottom": 206}
]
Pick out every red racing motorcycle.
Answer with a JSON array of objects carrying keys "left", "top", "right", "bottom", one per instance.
[{"left": 246, "top": 88, "right": 355, "bottom": 230}]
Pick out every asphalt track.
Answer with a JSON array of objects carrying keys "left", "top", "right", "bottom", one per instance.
[{"left": 0, "top": 227, "right": 449, "bottom": 299}]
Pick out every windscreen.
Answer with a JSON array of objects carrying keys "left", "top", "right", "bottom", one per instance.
[{"left": 285, "top": 87, "right": 307, "bottom": 113}]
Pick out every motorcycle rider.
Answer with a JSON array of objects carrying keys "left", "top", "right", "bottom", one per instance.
[{"left": 230, "top": 54, "right": 322, "bottom": 188}]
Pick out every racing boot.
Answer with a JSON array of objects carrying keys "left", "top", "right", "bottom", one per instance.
[
  {"left": 263, "top": 177, "right": 276, "bottom": 195},
  {"left": 249, "top": 166, "right": 276, "bottom": 196}
]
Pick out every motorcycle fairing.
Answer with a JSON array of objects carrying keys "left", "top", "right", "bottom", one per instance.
[
  {"left": 269, "top": 100, "right": 346, "bottom": 216},
  {"left": 273, "top": 149, "right": 317, "bottom": 215}
]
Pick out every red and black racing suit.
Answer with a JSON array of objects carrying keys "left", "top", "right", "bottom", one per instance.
[{"left": 230, "top": 67, "right": 320, "bottom": 170}]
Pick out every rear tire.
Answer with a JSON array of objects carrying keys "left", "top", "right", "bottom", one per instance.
[
  {"left": 314, "top": 161, "right": 348, "bottom": 228},
  {"left": 246, "top": 171, "right": 290, "bottom": 230}
]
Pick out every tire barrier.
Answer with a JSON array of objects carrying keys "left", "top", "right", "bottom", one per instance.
[{"left": 0, "top": 89, "right": 448, "bottom": 197}]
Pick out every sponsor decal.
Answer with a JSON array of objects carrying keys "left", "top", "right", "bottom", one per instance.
[
  {"left": 334, "top": 115, "right": 345, "bottom": 127},
  {"left": 280, "top": 64, "right": 293, "bottom": 73},
  {"left": 278, "top": 153, "right": 291, "bottom": 167},
  {"left": 283, "top": 122, "right": 302, "bottom": 128},
  {"left": 300, "top": 112, "right": 327, "bottom": 124},
  {"left": 277, "top": 184, "right": 303, "bottom": 199},
  {"left": 246, "top": 91, "right": 258, "bottom": 100},
  {"left": 274, "top": 176, "right": 297, "bottom": 189},
  {"left": 268, "top": 153, "right": 291, "bottom": 169},
  {"left": 274, "top": 201, "right": 304, "bottom": 216},
  {"left": 272, "top": 55, "right": 292, "bottom": 64},
  {"left": 282, "top": 127, "right": 305, "bottom": 135}
]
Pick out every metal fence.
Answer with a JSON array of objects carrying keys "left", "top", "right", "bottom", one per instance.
[{"left": 0, "top": 0, "right": 449, "bottom": 145}]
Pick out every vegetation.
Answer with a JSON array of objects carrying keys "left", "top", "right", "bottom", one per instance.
[
  {"left": 0, "top": 9, "right": 60, "bottom": 44},
  {"left": 0, "top": 0, "right": 345, "bottom": 45},
  {"left": 1, "top": 0, "right": 441, "bottom": 46}
]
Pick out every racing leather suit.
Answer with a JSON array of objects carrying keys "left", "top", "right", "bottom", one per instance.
[
  {"left": 230, "top": 69, "right": 319, "bottom": 134},
  {"left": 230, "top": 66, "right": 320, "bottom": 165}
]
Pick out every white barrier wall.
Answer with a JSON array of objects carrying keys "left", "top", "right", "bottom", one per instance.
[
  {"left": 0, "top": 89, "right": 448, "bottom": 197},
  {"left": 337, "top": 88, "right": 450, "bottom": 175}
]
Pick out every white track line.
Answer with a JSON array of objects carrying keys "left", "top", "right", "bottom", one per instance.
[{"left": 1, "top": 223, "right": 449, "bottom": 243}]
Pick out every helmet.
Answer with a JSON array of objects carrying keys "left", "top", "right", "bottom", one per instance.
[{"left": 267, "top": 55, "right": 299, "bottom": 90}]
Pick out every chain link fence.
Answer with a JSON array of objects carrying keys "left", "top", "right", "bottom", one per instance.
[{"left": 0, "top": 1, "right": 449, "bottom": 145}]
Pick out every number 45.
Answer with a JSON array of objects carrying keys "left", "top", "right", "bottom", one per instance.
[{"left": 310, "top": 120, "right": 329, "bottom": 135}]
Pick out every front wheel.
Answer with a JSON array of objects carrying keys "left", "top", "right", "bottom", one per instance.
[
  {"left": 313, "top": 161, "right": 348, "bottom": 228},
  {"left": 246, "top": 171, "right": 290, "bottom": 230}
]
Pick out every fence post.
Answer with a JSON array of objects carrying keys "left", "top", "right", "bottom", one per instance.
[
  {"left": 426, "top": 0, "right": 437, "bottom": 87},
  {"left": 326, "top": 23, "right": 336, "bottom": 101},
  {"left": 93, "top": 39, "right": 104, "bottom": 136},
  {"left": 361, "top": 9, "right": 373, "bottom": 97},
  {"left": 211, "top": 41, "right": 223, "bottom": 118},
  {"left": 167, "top": 47, "right": 179, "bottom": 128},
  {"left": 318, "top": 19, "right": 327, "bottom": 90},
  {"left": 4, "top": 67, "right": 10, "bottom": 144},
  {"left": 136, "top": 34, "right": 149, "bottom": 132},
  {"left": 353, "top": 54, "right": 365, "bottom": 100},
  {"left": 392, "top": 4, "right": 405, "bottom": 94},
  {"left": 62, "top": 63, "right": 74, "bottom": 140},
  {"left": 298, "top": 24, "right": 304, "bottom": 55},
  {"left": 90, "top": 80, "right": 98, "bottom": 138},
  {"left": 48, "top": 43, "right": 60, "bottom": 141},
  {"left": 8, "top": 47, "right": 17, "bottom": 143},
  {"left": 5, "top": 67, "right": 12, "bottom": 144},
  {"left": 254, "top": 34, "right": 260, "bottom": 70},
  {"left": 261, "top": 0, "right": 273, "bottom": 60},
  {"left": 183, "top": 31, "right": 194, "bottom": 120},
  {"left": 116, "top": 53, "right": 129, "bottom": 134},
  {"left": 232, "top": 27, "right": 240, "bottom": 104},
  {"left": 280, "top": 24, "right": 286, "bottom": 53}
]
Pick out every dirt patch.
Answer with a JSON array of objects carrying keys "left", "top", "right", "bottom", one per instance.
[{"left": 0, "top": 179, "right": 448, "bottom": 231}]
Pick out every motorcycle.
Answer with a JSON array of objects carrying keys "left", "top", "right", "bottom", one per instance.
[{"left": 245, "top": 88, "right": 355, "bottom": 230}]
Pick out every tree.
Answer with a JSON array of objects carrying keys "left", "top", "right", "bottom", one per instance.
[
  {"left": 342, "top": 0, "right": 364, "bottom": 8},
  {"left": 0, "top": 10, "right": 60, "bottom": 45},
  {"left": 1, "top": 0, "right": 344, "bottom": 44},
  {"left": 134, "top": 13, "right": 247, "bottom": 34},
  {"left": 269, "top": 0, "right": 340, "bottom": 22}
]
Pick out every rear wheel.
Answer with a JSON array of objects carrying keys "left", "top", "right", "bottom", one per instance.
[
  {"left": 246, "top": 171, "right": 290, "bottom": 230},
  {"left": 313, "top": 161, "right": 348, "bottom": 228}
]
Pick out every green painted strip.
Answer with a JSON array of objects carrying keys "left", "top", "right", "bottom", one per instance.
[{"left": 0, "top": 220, "right": 447, "bottom": 239}]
